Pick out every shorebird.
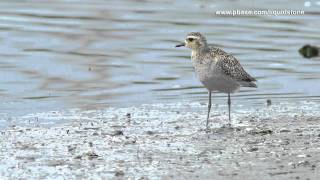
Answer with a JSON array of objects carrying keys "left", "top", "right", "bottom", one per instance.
[{"left": 176, "top": 32, "right": 257, "bottom": 130}]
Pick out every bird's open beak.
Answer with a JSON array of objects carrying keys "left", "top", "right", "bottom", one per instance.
[{"left": 175, "top": 42, "right": 185, "bottom": 47}]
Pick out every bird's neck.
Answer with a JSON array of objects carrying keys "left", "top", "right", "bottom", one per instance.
[{"left": 192, "top": 45, "right": 210, "bottom": 55}]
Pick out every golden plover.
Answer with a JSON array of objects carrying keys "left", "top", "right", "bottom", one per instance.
[{"left": 176, "top": 32, "right": 257, "bottom": 130}]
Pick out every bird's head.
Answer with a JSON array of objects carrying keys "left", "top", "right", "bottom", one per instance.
[{"left": 176, "top": 32, "right": 208, "bottom": 50}]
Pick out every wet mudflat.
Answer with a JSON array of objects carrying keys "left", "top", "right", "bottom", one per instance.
[{"left": 1, "top": 101, "right": 319, "bottom": 179}]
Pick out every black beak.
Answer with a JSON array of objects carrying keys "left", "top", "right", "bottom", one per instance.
[{"left": 175, "top": 42, "right": 185, "bottom": 47}]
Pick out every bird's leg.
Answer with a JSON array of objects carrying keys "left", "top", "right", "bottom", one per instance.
[
  {"left": 206, "top": 91, "right": 212, "bottom": 131},
  {"left": 227, "top": 93, "right": 231, "bottom": 127}
]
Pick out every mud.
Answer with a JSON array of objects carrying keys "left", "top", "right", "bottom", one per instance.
[{"left": 0, "top": 101, "right": 320, "bottom": 179}]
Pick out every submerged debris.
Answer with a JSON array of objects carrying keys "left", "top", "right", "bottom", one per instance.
[
  {"left": 146, "top": 130, "right": 155, "bottom": 135},
  {"left": 247, "top": 147, "right": 259, "bottom": 152},
  {"left": 111, "top": 130, "right": 124, "bottom": 136},
  {"left": 267, "top": 99, "right": 272, "bottom": 106},
  {"left": 115, "top": 170, "right": 125, "bottom": 177},
  {"left": 75, "top": 152, "right": 99, "bottom": 160},
  {"left": 248, "top": 129, "right": 273, "bottom": 135},
  {"left": 299, "top": 44, "right": 319, "bottom": 58}
]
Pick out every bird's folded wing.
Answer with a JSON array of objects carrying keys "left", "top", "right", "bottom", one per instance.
[{"left": 216, "top": 53, "right": 256, "bottom": 82}]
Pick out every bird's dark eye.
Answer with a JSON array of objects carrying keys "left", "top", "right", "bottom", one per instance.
[{"left": 187, "top": 38, "right": 194, "bottom": 42}]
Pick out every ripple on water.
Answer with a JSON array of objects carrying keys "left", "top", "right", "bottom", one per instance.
[{"left": 0, "top": 0, "right": 319, "bottom": 121}]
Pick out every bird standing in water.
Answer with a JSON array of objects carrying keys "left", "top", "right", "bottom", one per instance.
[{"left": 176, "top": 32, "right": 257, "bottom": 130}]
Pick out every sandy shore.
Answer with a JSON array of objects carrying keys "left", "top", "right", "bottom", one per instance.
[{"left": 0, "top": 101, "right": 320, "bottom": 179}]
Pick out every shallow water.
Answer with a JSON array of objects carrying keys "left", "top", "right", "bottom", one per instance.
[{"left": 0, "top": 0, "right": 320, "bottom": 126}]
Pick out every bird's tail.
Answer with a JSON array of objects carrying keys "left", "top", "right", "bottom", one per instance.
[{"left": 239, "top": 81, "right": 257, "bottom": 88}]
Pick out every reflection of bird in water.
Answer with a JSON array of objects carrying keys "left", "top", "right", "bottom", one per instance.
[{"left": 176, "top": 32, "right": 257, "bottom": 131}]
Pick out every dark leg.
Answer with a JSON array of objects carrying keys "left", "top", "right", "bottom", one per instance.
[
  {"left": 228, "top": 93, "right": 231, "bottom": 125},
  {"left": 206, "top": 91, "right": 212, "bottom": 131}
]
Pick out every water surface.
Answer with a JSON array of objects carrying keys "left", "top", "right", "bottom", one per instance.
[{"left": 0, "top": 0, "right": 320, "bottom": 124}]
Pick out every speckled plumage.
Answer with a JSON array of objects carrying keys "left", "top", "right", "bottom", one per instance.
[
  {"left": 188, "top": 33, "right": 256, "bottom": 92},
  {"left": 191, "top": 46, "right": 256, "bottom": 92},
  {"left": 176, "top": 32, "right": 257, "bottom": 130}
]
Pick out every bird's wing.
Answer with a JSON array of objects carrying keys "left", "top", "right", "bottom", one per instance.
[{"left": 214, "top": 48, "right": 256, "bottom": 82}]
